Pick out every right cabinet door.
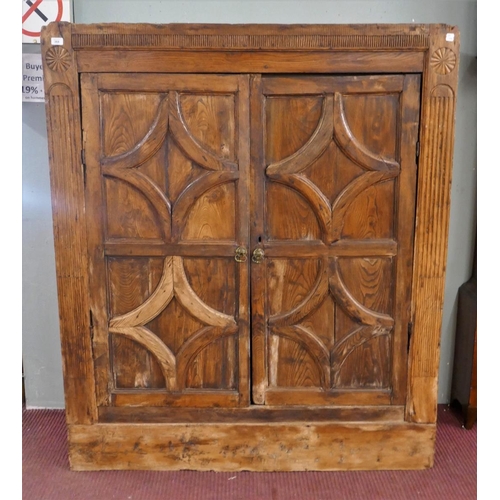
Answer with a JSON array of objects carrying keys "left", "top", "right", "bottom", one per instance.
[{"left": 251, "top": 75, "right": 421, "bottom": 406}]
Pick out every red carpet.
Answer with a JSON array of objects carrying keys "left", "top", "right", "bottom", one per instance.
[{"left": 23, "top": 405, "right": 476, "bottom": 500}]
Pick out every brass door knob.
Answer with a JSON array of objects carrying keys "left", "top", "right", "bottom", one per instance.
[{"left": 252, "top": 248, "right": 264, "bottom": 264}]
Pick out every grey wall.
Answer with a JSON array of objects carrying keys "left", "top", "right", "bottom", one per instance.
[{"left": 23, "top": 0, "right": 477, "bottom": 408}]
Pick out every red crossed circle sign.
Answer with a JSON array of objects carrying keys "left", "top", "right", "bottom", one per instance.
[{"left": 22, "top": 0, "right": 63, "bottom": 38}]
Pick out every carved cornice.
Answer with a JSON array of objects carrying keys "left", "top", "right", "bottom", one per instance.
[{"left": 70, "top": 23, "right": 433, "bottom": 51}]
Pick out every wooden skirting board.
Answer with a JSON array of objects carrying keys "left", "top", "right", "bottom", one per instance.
[{"left": 69, "top": 421, "right": 435, "bottom": 471}]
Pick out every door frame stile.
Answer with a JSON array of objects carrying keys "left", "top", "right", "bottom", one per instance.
[
  {"left": 406, "top": 25, "right": 460, "bottom": 423},
  {"left": 390, "top": 73, "right": 421, "bottom": 405},
  {"left": 249, "top": 74, "right": 268, "bottom": 404},
  {"left": 41, "top": 22, "right": 98, "bottom": 424},
  {"left": 236, "top": 75, "right": 252, "bottom": 406}
]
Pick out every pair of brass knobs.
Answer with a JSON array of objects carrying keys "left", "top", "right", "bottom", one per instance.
[{"left": 235, "top": 247, "right": 264, "bottom": 264}]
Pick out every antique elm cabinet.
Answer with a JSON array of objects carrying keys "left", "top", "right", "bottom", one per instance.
[{"left": 41, "top": 22, "right": 459, "bottom": 470}]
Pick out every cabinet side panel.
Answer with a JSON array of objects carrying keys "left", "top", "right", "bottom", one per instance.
[{"left": 41, "top": 24, "right": 97, "bottom": 424}]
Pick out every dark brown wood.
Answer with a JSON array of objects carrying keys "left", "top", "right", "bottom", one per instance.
[
  {"left": 450, "top": 271, "right": 477, "bottom": 429},
  {"left": 99, "top": 405, "right": 405, "bottom": 423},
  {"left": 42, "top": 22, "right": 459, "bottom": 471}
]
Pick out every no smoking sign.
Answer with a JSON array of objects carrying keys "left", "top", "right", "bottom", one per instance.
[{"left": 22, "top": 0, "right": 71, "bottom": 43}]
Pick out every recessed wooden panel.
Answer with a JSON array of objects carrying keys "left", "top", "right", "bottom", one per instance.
[
  {"left": 298, "top": 294, "right": 335, "bottom": 351},
  {"left": 105, "top": 177, "right": 164, "bottom": 240},
  {"left": 341, "top": 180, "right": 395, "bottom": 239},
  {"left": 179, "top": 94, "right": 236, "bottom": 161},
  {"left": 101, "top": 93, "right": 164, "bottom": 158},
  {"left": 303, "top": 143, "right": 364, "bottom": 205},
  {"left": 185, "top": 337, "right": 237, "bottom": 390},
  {"left": 266, "top": 183, "right": 321, "bottom": 241},
  {"left": 181, "top": 183, "right": 237, "bottom": 241},
  {"left": 183, "top": 258, "right": 236, "bottom": 315},
  {"left": 334, "top": 336, "right": 391, "bottom": 389},
  {"left": 341, "top": 93, "right": 398, "bottom": 160},
  {"left": 181, "top": 258, "right": 238, "bottom": 389},
  {"left": 332, "top": 256, "right": 393, "bottom": 390},
  {"left": 111, "top": 338, "right": 166, "bottom": 389},
  {"left": 108, "top": 257, "right": 165, "bottom": 389},
  {"left": 136, "top": 142, "right": 168, "bottom": 194},
  {"left": 273, "top": 335, "right": 323, "bottom": 388},
  {"left": 337, "top": 257, "right": 393, "bottom": 315},
  {"left": 146, "top": 298, "right": 205, "bottom": 354},
  {"left": 265, "top": 96, "right": 323, "bottom": 164},
  {"left": 267, "top": 259, "right": 322, "bottom": 317},
  {"left": 166, "top": 138, "right": 204, "bottom": 203}
]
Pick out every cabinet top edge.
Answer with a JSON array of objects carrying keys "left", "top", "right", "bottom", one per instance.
[{"left": 41, "top": 22, "right": 460, "bottom": 52}]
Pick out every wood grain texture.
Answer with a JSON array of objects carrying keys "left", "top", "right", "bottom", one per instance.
[
  {"left": 68, "top": 421, "right": 435, "bottom": 471},
  {"left": 70, "top": 23, "right": 431, "bottom": 50},
  {"left": 99, "top": 404, "right": 405, "bottom": 424},
  {"left": 265, "top": 388, "right": 391, "bottom": 406},
  {"left": 391, "top": 74, "right": 421, "bottom": 404},
  {"left": 76, "top": 50, "right": 424, "bottom": 74},
  {"left": 262, "top": 75, "right": 404, "bottom": 95},
  {"left": 111, "top": 391, "right": 240, "bottom": 408},
  {"left": 258, "top": 74, "right": 420, "bottom": 405},
  {"left": 406, "top": 25, "right": 460, "bottom": 423},
  {"left": 107, "top": 257, "right": 165, "bottom": 389},
  {"left": 41, "top": 23, "right": 97, "bottom": 424},
  {"left": 42, "top": 22, "right": 458, "bottom": 471},
  {"left": 80, "top": 73, "right": 249, "bottom": 407},
  {"left": 80, "top": 74, "right": 113, "bottom": 405},
  {"left": 249, "top": 75, "right": 267, "bottom": 404}
]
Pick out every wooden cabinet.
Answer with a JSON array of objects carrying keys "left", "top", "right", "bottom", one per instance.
[{"left": 41, "top": 22, "right": 460, "bottom": 471}]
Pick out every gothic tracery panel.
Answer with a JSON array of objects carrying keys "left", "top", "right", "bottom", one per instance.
[
  {"left": 260, "top": 75, "right": 418, "bottom": 405},
  {"left": 82, "top": 74, "right": 249, "bottom": 406}
]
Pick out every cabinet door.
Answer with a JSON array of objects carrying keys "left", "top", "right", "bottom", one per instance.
[
  {"left": 81, "top": 74, "right": 250, "bottom": 409},
  {"left": 251, "top": 75, "right": 420, "bottom": 406}
]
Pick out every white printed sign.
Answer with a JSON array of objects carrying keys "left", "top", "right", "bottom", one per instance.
[
  {"left": 22, "top": 53, "right": 44, "bottom": 102},
  {"left": 22, "top": 0, "right": 71, "bottom": 44}
]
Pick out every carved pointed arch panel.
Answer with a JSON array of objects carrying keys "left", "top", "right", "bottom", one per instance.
[
  {"left": 81, "top": 73, "right": 250, "bottom": 408},
  {"left": 253, "top": 74, "right": 421, "bottom": 406}
]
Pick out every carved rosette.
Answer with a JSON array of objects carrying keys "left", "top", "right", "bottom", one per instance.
[
  {"left": 430, "top": 47, "right": 456, "bottom": 75},
  {"left": 45, "top": 46, "right": 71, "bottom": 72}
]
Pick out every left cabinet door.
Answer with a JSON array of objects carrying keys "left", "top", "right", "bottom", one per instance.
[{"left": 81, "top": 74, "right": 251, "bottom": 410}]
